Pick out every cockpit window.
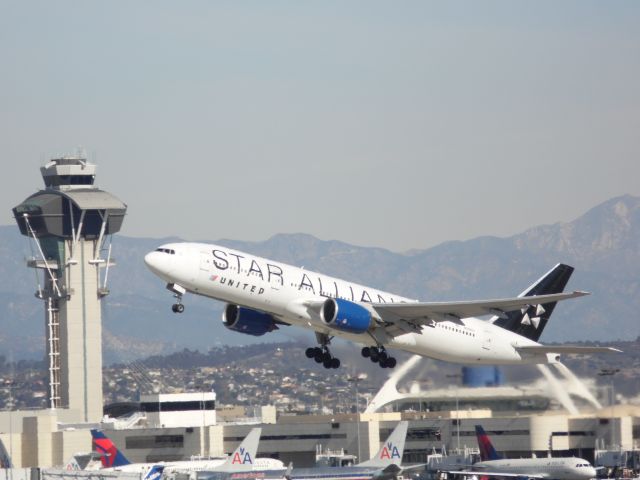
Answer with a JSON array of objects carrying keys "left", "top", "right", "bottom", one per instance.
[{"left": 155, "top": 248, "right": 175, "bottom": 254}]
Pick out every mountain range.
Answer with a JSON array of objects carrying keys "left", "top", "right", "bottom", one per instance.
[{"left": 0, "top": 194, "right": 638, "bottom": 361}]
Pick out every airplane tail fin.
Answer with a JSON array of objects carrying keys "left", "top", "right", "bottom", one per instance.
[
  {"left": 216, "top": 428, "right": 262, "bottom": 472},
  {"left": 0, "top": 436, "right": 13, "bottom": 468},
  {"left": 475, "top": 425, "right": 501, "bottom": 461},
  {"left": 90, "top": 429, "right": 131, "bottom": 468},
  {"left": 358, "top": 421, "right": 408, "bottom": 468},
  {"left": 491, "top": 263, "right": 574, "bottom": 341}
]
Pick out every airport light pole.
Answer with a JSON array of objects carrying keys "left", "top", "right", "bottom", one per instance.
[
  {"left": 348, "top": 373, "right": 367, "bottom": 463},
  {"left": 446, "top": 373, "right": 462, "bottom": 451},
  {"left": 598, "top": 368, "right": 620, "bottom": 449}
]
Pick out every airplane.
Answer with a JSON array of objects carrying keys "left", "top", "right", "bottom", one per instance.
[
  {"left": 286, "top": 421, "right": 418, "bottom": 480},
  {"left": 91, "top": 428, "right": 284, "bottom": 475},
  {"left": 144, "top": 242, "right": 620, "bottom": 369},
  {"left": 445, "top": 425, "right": 597, "bottom": 480}
]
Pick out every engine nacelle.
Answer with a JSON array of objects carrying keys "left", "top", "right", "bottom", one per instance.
[
  {"left": 321, "top": 298, "right": 372, "bottom": 334},
  {"left": 222, "top": 304, "right": 278, "bottom": 336}
]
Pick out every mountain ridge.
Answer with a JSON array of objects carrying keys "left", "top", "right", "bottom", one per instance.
[{"left": 1, "top": 194, "right": 638, "bottom": 360}]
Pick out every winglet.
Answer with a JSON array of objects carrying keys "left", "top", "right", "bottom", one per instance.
[
  {"left": 143, "top": 465, "right": 165, "bottom": 480},
  {"left": 359, "top": 421, "right": 408, "bottom": 467}
]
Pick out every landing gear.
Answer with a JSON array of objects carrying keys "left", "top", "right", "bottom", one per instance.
[
  {"left": 166, "top": 283, "right": 186, "bottom": 314},
  {"left": 305, "top": 346, "right": 340, "bottom": 369},
  {"left": 361, "top": 346, "right": 397, "bottom": 368},
  {"left": 306, "top": 333, "right": 341, "bottom": 369},
  {"left": 171, "top": 302, "right": 185, "bottom": 313}
]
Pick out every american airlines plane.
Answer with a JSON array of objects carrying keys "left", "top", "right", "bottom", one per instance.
[
  {"left": 91, "top": 428, "right": 284, "bottom": 475},
  {"left": 144, "top": 242, "right": 619, "bottom": 369}
]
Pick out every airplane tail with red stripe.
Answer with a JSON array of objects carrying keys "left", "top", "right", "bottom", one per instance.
[
  {"left": 90, "top": 429, "right": 131, "bottom": 468},
  {"left": 475, "top": 425, "right": 501, "bottom": 461}
]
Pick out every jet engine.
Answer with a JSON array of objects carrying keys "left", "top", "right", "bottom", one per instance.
[
  {"left": 321, "top": 298, "right": 372, "bottom": 334},
  {"left": 222, "top": 304, "right": 278, "bottom": 336}
]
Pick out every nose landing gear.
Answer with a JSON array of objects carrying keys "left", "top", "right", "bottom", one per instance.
[
  {"left": 361, "top": 346, "right": 397, "bottom": 368},
  {"left": 171, "top": 302, "right": 185, "bottom": 313},
  {"left": 167, "top": 283, "right": 186, "bottom": 313}
]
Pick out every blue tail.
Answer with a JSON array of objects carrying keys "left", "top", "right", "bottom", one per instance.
[
  {"left": 144, "top": 465, "right": 165, "bottom": 480},
  {"left": 475, "top": 426, "right": 501, "bottom": 461},
  {"left": 90, "top": 429, "right": 131, "bottom": 467}
]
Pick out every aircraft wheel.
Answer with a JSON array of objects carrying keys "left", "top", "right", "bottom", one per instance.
[
  {"left": 314, "top": 350, "right": 324, "bottom": 363},
  {"left": 323, "top": 358, "right": 333, "bottom": 369},
  {"left": 370, "top": 347, "right": 380, "bottom": 363},
  {"left": 386, "top": 357, "right": 397, "bottom": 368},
  {"left": 361, "top": 347, "right": 371, "bottom": 358},
  {"left": 177, "top": 304, "right": 185, "bottom": 313},
  {"left": 305, "top": 347, "right": 316, "bottom": 358},
  {"left": 378, "top": 350, "right": 388, "bottom": 362},
  {"left": 331, "top": 358, "right": 341, "bottom": 369},
  {"left": 171, "top": 304, "right": 184, "bottom": 313}
]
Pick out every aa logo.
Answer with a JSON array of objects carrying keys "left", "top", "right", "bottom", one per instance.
[
  {"left": 380, "top": 443, "right": 401, "bottom": 460},
  {"left": 232, "top": 448, "right": 253, "bottom": 464}
]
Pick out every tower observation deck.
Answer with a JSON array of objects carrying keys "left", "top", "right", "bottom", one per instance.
[{"left": 13, "top": 156, "right": 127, "bottom": 422}]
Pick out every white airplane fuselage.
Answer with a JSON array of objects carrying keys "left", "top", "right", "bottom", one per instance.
[
  {"left": 144, "top": 242, "right": 557, "bottom": 366},
  {"left": 474, "top": 457, "right": 597, "bottom": 480}
]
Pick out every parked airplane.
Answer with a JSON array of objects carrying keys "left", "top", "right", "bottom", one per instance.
[
  {"left": 286, "top": 421, "right": 416, "bottom": 480},
  {"left": 144, "top": 242, "right": 620, "bottom": 369},
  {"left": 91, "top": 428, "right": 284, "bottom": 474},
  {"left": 447, "top": 425, "right": 597, "bottom": 480}
]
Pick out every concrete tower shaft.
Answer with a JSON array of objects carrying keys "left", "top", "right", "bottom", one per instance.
[{"left": 13, "top": 156, "right": 127, "bottom": 422}]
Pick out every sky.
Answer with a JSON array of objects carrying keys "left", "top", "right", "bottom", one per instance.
[{"left": 1, "top": 1, "right": 639, "bottom": 252}]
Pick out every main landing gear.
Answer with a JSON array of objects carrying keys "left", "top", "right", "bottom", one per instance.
[
  {"left": 306, "top": 333, "right": 341, "bottom": 369},
  {"left": 305, "top": 346, "right": 340, "bottom": 369},
  {"left": 361, "top": 346, "right": 397, "bottom": 368},
  {"left": 167, "top": 283, "right": 186, "bottom": 313}
]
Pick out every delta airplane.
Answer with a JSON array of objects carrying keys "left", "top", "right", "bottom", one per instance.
[
  {"left": 91, "top": 428, "right": 284, "bottom": 475},
  {"left": 447, "top": 425, "right": 597, "bottom": 480},
  {"left": 287, "top": 421, "right": 417, "bottom": 480},
  {"left": 144, "top": 242, "right": 620, "bottom": 369}
]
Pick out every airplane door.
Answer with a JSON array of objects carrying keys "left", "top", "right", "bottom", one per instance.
[
  {"left": 199, "top": 252, "right": 210, "bottom": 272},
  {"left": 482, "top": 329, "right": 492, "bottom": 351}
]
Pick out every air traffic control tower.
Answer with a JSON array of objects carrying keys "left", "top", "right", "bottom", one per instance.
[{"left": 13, "top": 156, "right": 127, "bottom": 422}]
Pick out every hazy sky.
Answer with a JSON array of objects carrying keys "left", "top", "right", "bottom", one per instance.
[{"left": 1, "top": 1, "right": 638, "bottom": 252}]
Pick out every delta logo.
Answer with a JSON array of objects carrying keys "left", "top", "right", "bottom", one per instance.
[
  {"left": 232, "top": 448, "right": 253, "bottom": 465},
  {"left": 379, "top": 442, "right": 401, "bottom": 460},
  {"left": 93, "top": 438, "right": 118, "bottom": 467}
]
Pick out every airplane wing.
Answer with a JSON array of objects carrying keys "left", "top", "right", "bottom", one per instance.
[
  {"left": 516, "top": 345, "right": 622, "bottom": 354},
  {"left": 370, "top": 291, "right": 589, "bottom": 337}
]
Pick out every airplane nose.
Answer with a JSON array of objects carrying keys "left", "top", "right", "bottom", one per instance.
[{"left": 144, "top": 250, "right": 173, "bottom": 277}]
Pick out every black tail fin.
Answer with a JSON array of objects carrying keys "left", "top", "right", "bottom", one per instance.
[{"left": 492, "top": 263, "right": 574, "bottom": 341}]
